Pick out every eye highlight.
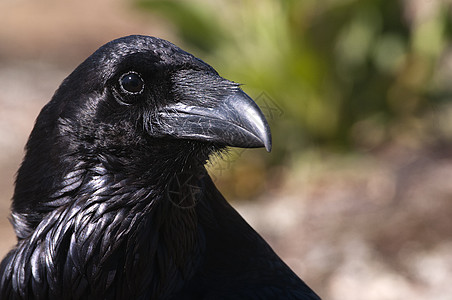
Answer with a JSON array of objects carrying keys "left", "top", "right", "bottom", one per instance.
[{"left": 119, "top": 71, "right": 144, "bottom": 94}]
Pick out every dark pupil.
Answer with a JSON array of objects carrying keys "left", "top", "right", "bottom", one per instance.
[{"left": 121, "top": 73, "right": 143, "bottom": 93}]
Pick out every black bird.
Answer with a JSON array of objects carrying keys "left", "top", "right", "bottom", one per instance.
[{"left": 0, "top": 35, "right": 320, "bottom": 299}]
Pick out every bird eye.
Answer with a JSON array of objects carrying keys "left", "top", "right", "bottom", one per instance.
[{"left": 119, "top": 72, "right": 144, "bottom": 94}]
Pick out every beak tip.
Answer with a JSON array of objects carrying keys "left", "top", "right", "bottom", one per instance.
[
  {"left": 261, "top": 130, "right": 272, "bottom": 152},
  {"left": 265, "top": 142, "right": 272, "bottom": 152},
  {"left": 259, "top": 117, "right": 272, "bottom": 153}
]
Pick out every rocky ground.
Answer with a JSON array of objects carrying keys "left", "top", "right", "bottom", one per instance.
[{"left": 237, "top": 146, "right": 452, "bottom": 299}]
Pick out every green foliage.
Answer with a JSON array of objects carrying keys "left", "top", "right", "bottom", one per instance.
[{"left": 136, "top": 0, "right": 452, "bottom": 155}]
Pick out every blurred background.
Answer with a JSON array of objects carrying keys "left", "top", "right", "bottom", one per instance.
[{"left": 1, "top": 0, "right": 452, "bottom": 298}]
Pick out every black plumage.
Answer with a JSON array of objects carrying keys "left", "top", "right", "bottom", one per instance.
[{"left": 0, "top": 35, "right": 320, "bottom": 299}]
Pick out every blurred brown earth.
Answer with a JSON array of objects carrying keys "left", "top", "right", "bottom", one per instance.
[{"left": 1, "top": 1, "right": 451, "bottom": 299}]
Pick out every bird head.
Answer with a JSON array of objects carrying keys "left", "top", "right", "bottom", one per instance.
[
  {"left": 47, "top": 35, "right": 271, "bottom": 156},
  {"left": 12, "top": 35, "right": 272, "bottom": 236}
]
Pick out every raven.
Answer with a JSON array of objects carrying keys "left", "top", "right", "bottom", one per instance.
[{"left": 0, "top": 35, "right": 320, "bottom": 299}]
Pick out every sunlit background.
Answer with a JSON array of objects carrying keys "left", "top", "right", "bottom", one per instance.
[{"left": 1, "top": 0, "right": 452, "bottom": 299}]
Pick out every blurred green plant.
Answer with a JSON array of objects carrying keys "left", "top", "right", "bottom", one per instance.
[{"left": 136, "top": 0, "right": 452, "bottom": 196}]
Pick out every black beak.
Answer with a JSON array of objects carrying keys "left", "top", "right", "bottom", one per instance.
[{"left": 157, "top": 89, "right": 272, "bottom": 152}]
